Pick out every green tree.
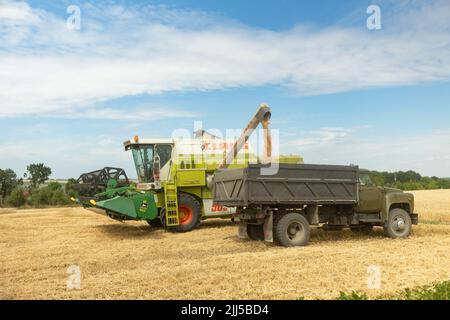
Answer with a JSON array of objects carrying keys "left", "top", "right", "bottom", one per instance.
[
  {"left": 368, "top": 170, "right": 450, "bottom": 190},
  {"left": 26, "top": 163, "right": 52, "bottom": 188},
  {"left": 7, "top": 187, "right": 26, "bottom": 207},
  {"left": 0, "top": 168, "right": 20, "bottom": 204}
]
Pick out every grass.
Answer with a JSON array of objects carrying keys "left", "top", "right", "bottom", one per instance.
[
  {"left": 337, "top": 281, "right": 450, "bottom": 300},
  {"left": 0, "top": 189, "right": 449, "bottom": 300}
]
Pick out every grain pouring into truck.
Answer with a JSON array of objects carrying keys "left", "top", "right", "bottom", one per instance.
[{"left": 71, "top": 105, "right": 302, "bottom": 232}]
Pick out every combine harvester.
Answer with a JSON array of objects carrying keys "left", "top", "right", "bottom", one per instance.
[{"left": 73, "top": 105, "right": 302, "bottom": 232}]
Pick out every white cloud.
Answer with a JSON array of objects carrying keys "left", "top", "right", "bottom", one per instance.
[
  {"left": 0, "top": 136, "right": 134, "bottom": 178},
  {"left": 50, "top": 106, "right": 198, "bottom": 121},
  {"left": 294, "top": 127, "right": 359, "bottom": 147},
  {"left": 0, "top": 0, "right": 450, "bottom": 118},
  {"left": 283, "top": 128, "right": 450, "bottom": 177}
]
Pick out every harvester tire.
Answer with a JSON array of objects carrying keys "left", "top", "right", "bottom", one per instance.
[
  {"left": 383, "top": 208, "right": 412, "bottom": 239},
  {"left": 173, "top": 193, "right": 201, "bottom": 233},
  {"left": 247, "top": 224, "right": 264, "bottom": 241},
  {"left": 274, "top": 212, "right": 310, "bottom": 247}
]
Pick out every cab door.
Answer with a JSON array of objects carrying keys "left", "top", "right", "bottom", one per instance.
[
  {"left": 357, "top": 185, "right": 383, "bottom": 213},
  {"left": 356, "top": 173, "right": 383, "bottom": 213}
]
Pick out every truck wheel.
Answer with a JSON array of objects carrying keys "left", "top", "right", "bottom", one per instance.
[
  {"left": 247, "top": 224, "right": 264, "bottom": 241},
  {"left": 274, "top": 213, "right": 310, "bottom": 247},
  {"left": 383, "top": 208, "right": 412, "bottom": 239},
  {"left": 173, "top": 193, "right": 202, "bottom": 233}
]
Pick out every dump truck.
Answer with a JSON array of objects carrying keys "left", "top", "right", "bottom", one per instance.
[
  {"left": 212, "top": 163, "right": 419, "bottom": 247},
  {"left": 73, "top": 105, "right": 302, "bottom": 232}
]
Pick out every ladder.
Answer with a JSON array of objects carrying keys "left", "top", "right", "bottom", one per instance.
[{"left": 164, "top": 179, "right": 179, "bottom": 226}]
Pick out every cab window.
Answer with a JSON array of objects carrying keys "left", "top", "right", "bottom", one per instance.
[
  {"left": 155, "top": 144, "right": 173, "bottom": 168},
  {"left": 359, "top": 173, "right": 375, "bottom": 187}
]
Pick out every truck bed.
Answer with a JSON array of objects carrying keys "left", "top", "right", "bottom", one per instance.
[{"left": 213, "top": 164, "right": 359, "bottom": 207}]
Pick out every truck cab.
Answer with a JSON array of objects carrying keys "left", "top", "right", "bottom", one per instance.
[{"left": 357, "top": 169, "right": 418, "bottom": 226}]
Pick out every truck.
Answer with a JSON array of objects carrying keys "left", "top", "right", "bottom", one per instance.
[
  {"left": 212, "top": 163, "right": 419, "bottom": 247},
  {"left": 73, "top": 105, "right": 303, "bottom": 232}
]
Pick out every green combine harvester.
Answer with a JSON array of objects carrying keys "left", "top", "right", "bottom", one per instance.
[{"left": 72, "top": 105, "right": 303, "bottom": 232}]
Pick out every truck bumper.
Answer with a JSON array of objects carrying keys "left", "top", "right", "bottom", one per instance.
[{"left": 411, "top": 213, "right": 419, "bottom": 225}]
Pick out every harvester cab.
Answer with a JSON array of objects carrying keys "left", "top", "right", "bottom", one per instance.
[{"left": 123, "top": 138, "right": 174, "bottom": 191}]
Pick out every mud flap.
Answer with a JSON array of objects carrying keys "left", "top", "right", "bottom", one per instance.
[
  {"left": 238, "top": 221, "right": 248, "bottom": 239},
  {"left": 263, "top": 213, "right": 273, "bottom": 242}
]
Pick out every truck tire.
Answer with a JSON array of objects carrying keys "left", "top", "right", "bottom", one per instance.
[
  {"left": 173, "top": 193, "right": 202, "bottom": 233},
  {"left": 383, "top": 208, "right": 412, "bottom": 239},
  {"left": 274, "top": 213, "right": 310, "bottom": 247},
  {"left": 247, "top": 224, "right": 264, "bottom": 241}
]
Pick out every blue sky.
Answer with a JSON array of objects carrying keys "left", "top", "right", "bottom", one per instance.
[{"left": 1, "top": 0, "right": 450, "bottom": 178}]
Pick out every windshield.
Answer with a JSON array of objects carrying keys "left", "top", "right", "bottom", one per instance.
[
  {"left": 131, "top": 144, "right": 173, "bottom": 183},
  {"left": 132, "top": 145, "right": 154, "bottom": 182}
]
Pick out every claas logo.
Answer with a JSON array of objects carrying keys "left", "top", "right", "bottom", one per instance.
[{"left": 211, "top": 205, "right": 228, "bottom": 212}]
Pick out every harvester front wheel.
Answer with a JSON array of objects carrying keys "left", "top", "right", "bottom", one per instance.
[{"left": 173, "top": 193, "right": 201, "bottom": 233}]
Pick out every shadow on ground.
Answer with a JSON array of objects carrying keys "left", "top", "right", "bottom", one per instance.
[
  {"left": 198, "top": 219, "right": 236, "bottom": 229},
  {"left": 95, "top": 223, "right": 166, "bottom": 240},
  {"left": 95, "top": 219, "right": 236, "bottom": 239}
]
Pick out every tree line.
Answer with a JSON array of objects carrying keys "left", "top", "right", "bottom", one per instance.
[
  {"left": 368, "top": 170, "right": 450, "bottom": 191},
  {"left": 1, "top": 165, "right": 449, "bottom": 208},
  {"left": 0, "top": 164, "right": 78, "bottom": 208}
]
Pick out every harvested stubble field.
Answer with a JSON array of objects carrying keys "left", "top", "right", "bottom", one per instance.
[{"left": 1, "top": 189, "right": 449, "bottom": 300}]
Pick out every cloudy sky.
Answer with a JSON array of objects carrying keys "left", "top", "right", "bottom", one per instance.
[{"left": 1, "top": 0, "right": 450, "bottom": 178}]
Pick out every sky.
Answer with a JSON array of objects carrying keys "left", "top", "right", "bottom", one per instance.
[{"left": 1, "top": 0, "right": 450, "bottom": 178}]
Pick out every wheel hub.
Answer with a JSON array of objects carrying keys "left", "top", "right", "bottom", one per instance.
[
  {"left": 179, "top": 206, "right": 193, "bottom": 225},
  {"left": 393, "top": 217, "right": 405, "bottom": 231},
  {"left": 287, "top": 222, "right": 304, "bottom": 240}
]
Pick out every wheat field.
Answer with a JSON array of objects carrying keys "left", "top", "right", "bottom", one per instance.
[{"left": 1, "top": 189, "right": 449, "bottom": 300}]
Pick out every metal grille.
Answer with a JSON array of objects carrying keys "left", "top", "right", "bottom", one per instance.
[{"left": 164, "top": 180, "right": 179, "bottom": 226}]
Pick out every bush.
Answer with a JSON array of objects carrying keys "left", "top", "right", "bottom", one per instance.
[
  {"left": 337, "top": 291, "right": 368, "bottom": 300},
  {"left": 7, "top": 188, "right": 26, "bottom": 207},
  {"left": 65, "top": 178, "right": 78, "bottom": 199},
  {"left": 29, "top": 183, "right": 71, "bottom": 207},
  {"left": 400, "top": 281, "right": 450, "bottom": 300},
  {"left": 335, "top": 281, "right": 450, "bottom": 300}
]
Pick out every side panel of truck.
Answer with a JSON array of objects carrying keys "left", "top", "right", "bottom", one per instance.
[{"left": 213, "top": 164, "right": 359, "bottom": 207}]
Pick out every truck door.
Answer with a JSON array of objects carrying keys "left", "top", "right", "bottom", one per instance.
[{"left": 357, "top": 174, "right": 383, "bottom": 213}]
